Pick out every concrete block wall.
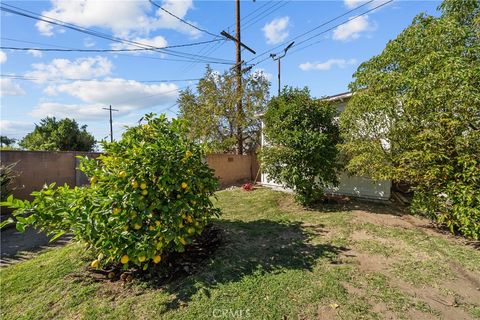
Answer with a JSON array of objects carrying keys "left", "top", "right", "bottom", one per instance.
[{"left": 0, "top": 151, "right": 258, "bottom": 201}]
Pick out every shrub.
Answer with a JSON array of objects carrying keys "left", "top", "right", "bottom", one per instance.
[
  {"left": 1, "top": 114, "right": 221, "bottom": 269},
  {"left": 0, "top": 162, "right": 18, "bottom": 202},
  {"left": 339, "top": 0, "right": 480, "bottom": 239},
  {"left": 261, "top": 87, "right": 341, "bottom": 205}
]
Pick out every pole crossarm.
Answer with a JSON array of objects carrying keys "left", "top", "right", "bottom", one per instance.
[{"left": 221, "top": 30, "right": 256, "bottom": 55}]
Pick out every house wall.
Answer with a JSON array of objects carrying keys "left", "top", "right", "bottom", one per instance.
[{"left": 1, "top": 151, "right": 257, "bottom": 201}]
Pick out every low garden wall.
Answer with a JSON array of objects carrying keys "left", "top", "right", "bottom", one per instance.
[{"left": 0, "top": 150, "right": 258, "bottom": 201}]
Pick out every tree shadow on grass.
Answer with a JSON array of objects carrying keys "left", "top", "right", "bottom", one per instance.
[
  {"left": 303, "top": 197, "right": 406, "bottom": 216},
  {"left": 150, "top": 219, "right": 347, "bottom": 313}
]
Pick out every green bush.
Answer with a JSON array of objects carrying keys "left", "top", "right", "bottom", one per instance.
[
  {"left": 2, "top": 114, "right": 221, "bottom": 268},
  {"left": 261, "top": 87, "right": 341, "bottom": 205},
  {"left": 339, "top": 0, "right": 480, "bottom": 239},
  {"left": 0, "top": 162, "right": 18, "bottom": 202}
]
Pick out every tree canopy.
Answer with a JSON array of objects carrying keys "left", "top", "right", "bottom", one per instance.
[
  {"left": 19, "top": 117, "right": 96, "bottom": 152},
  {"left": 340, "top": 0, "right": 480, "bottom": 238},
  {"left": 178, "top": 66, "right": 270, "bottom": 154},
  {"left": 262, "top": 87, "right": 341, "bottom": 205},
  {"left": 0, "top": 136, "right": 16, "bottom": 148}
]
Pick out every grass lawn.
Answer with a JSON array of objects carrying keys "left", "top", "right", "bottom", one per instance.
[{"left": 1, "top": 188, "right": 479, "bottom": 319}]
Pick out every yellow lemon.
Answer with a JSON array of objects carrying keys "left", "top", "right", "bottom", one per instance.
[
  {"left": 134, "top": 223, "right": 141, "bottom": 230},
  {"left": 141, "top": 190, "right": 148, "bottom": 196},
  {"left": 113, "top": 207, "right": 121, "bottom": 215},
  {"left": 118, "top": 171, "right": 126, "bottom": 178},
  {"left": 155, "top": 220, "right": 161, "bottom": 226},
  {"left": 121, "top": 255, "right": 129, "bottom": 264},
  {"left": 131, "top": 180, "right": 139, "bottom": 189},
  {"left": 138, "top": 255, "right": 146, "bottom": 262},
  {"left": 153, "top": 255, "right": 161, "bottom": 264},
  {"left": 185, "top": 150, "right": 193, "bottom": 158},
  {"left": 140, "top": 182, "right": 147, "bottom": 190},
  {"left": 123, "top": 225, "right": 129, "bottom": 231},
  {"left": 90, "top": 176, "right": 98, "bottom": 185},
  {"left": 155, "top": 242, "right": 163, "bottom": 250},
  {"left": 181, "top": 182, "right": 188, "bottom": 189},
  {"left": 148, "top": 226, "right": 155, "bottom": 231},
  {"left": 186, "top": 215, "right": 193, "bottom": 223},
  {"left": 187, "top": 227, "right": 195, "bottom": 235},
  {"left": 178, "top": 222, "right": 184, "bottom": 228},
  {"left": 91, "top": 259, "right": 100, "bottom": 268}
]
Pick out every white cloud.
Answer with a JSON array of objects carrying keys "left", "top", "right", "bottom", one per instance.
[
  {"left": 25, "top": 56, "right": 113, "bottom": 83},
  {"left": 27, "top": 49, "right": 43, "bottom": 58},
  {"left": 332, "top": 15, "right": 371, "bottom": 41},
  {"left": 36, "top": 0, "right": 200, "bottom": 38},
  {"left": 83, "top": 37, "right": 96, "bottom": 48},
  {"left": 0, "top": 51, "right": 7, "bottom": 64},
  {"left": 0, "top": 120, "right": 33, "bottom": 138},
  {"left": 253, "top": 68, "right": 273, "bottom": 82},
  {"left": 111, "top": 35, "right": 168, "bottom": 52},
  {"left": 344, "top": 0, "right": 391, "bottom": 9},
  {"left": 0, "top": 79, "right": 26, "bottom": 96},
  {"left": 30, "top": 102, "right": 115, "bottom": 121},
  {"left": 299, "top": 59, "right": 357, "bottom": 71},
  {"left": 34, "top": 78, "right": 179, "bottom": 120},
  {"left": 344, "top": 0, "right": 370, "bottom": 8},
  {"left": 262, "top": 16, "right": 290, "bottom": 45}
]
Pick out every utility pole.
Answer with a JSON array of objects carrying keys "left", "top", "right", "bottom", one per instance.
[
  {"left": 221, "top": 1, "right": 256, "bottom": 155},
  {"left": 235, "top": 0, "right": 243, "bottom": 155},
  {"left": 270, "top": 41, "right": 295, "bottom": 96},
  {"left": 102, "top": 105, "right": 118, "bottom": 142}
]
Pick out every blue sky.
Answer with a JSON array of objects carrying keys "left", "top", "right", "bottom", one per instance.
[{"left": 0, "top": 0, "right": 441, "bottom": 142}]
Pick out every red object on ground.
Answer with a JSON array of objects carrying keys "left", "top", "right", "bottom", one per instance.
[{"left": 242, "top": 183, "right": 254, "bottom": 191}]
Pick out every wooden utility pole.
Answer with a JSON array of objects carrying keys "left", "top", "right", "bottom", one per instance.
[
  {"left": 221, "top": 1, "right": 256, "bottom": 154},
  {"left": 102, "top": 105, "right": 118, "bottom": 142},
  {"left": 235, "top": 0, "right": 243, "bottom": 155}
]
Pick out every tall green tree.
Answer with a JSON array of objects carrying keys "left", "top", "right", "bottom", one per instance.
[
  {"left": 178, "top": 66, "right": 270, "bottom": 154},
  {"left": 20, "top": 117, "right": 96, "bottom": 151},
  {"left": 340, "top": 0, "right": 480, "bottom": 238},
  {"left": 262, "top": 87, "right": 341, "bottom": 205},
  {"left": 0, "top": 136, "right": 16, "bottom": 148}
]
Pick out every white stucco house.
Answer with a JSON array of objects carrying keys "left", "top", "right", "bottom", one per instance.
[{"left": 260, "top": 91, "right": 392, "bottom": 201}]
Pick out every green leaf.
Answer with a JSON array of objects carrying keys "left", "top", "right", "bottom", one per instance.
[
  {"left": 49, "top": 230, "right": 66, "bottom": 243},
  {"left": 0, "top": 217, "right": 14, "bottom": 229}
]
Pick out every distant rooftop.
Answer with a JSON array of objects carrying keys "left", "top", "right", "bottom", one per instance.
[{"left": 325, "top": 91, "right": 352, "bottom": 102}]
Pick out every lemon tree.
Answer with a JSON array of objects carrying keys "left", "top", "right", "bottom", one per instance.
[{"left": 2, "top": 114, "right": 220, "bottom": 269}]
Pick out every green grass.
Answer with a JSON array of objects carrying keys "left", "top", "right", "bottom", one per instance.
[{"left": 1, "top": 188, "right": 479, "bottom": 319}]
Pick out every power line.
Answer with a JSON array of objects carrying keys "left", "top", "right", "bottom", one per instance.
[
  {"left": 1, "top": 74, "right": 201, "bottom": 83},
  {"left": 246, "top": 0, "right": 376, "bottom": 65},
  {"left": 149, "top": 0, "right": 221, "bottom": 38},
  {"left": 243, "top": 1, "right": 290, "bottom": 30},
  {"left": 0, "top": 4, "right": 233, "bottom": 63},
  {"left": 291, "top": 1, "right": 393, "bottom": 50},
  {"left": 0, "top": 40, "right": 224, "bottom": 52},
  {"left": 225, "top": 0, "right": 272, "bottom": 30},
  {"left": 0, "top": 38, "right": 235, "bottom": 64},
  {"left": 251, "top": 0, "right": 392, "bottom": 69}
]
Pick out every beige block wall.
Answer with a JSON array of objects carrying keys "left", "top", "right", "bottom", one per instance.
[
  {"left": 1, "top": 151, "right": 101, "bottom": 201},
  {"left": 1, "top": 151, "right": 258, "bottom": 201},
  {"left": 206, "top": 154, "right": 257, "bottom": 187}
]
